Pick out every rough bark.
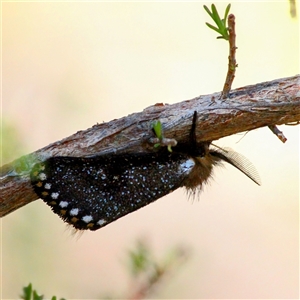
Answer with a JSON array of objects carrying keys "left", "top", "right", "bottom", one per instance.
[{"left": 1, "top": 74, "right": 299, "bottom": 217}]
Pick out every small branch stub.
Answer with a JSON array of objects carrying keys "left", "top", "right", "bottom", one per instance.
[{"left": 268, "top": 125, "right": 288, "bottom": 143}]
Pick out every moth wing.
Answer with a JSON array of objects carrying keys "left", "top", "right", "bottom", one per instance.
[{"left": 30, "top": 153, "right": 194, "bottom": 230}]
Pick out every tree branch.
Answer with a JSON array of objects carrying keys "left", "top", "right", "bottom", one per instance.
[{"left": 1, "top": 75, "right": 299, "bottom": 217}]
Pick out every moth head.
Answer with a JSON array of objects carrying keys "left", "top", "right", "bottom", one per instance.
[
  {"left": 182, "top": 141, "right": 221, "bottom": 191},
  {"left": 182, "top": 142, "right": 261, "bottom": 192},
  {"left": 182, "top": 111, "right": 261, "bottom": 191}
]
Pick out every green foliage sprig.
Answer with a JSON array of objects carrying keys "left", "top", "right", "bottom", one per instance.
[
  {"left": 204, "top": 4, "right": 231, "bottom": 40},
  {"left": 21, "top": 283, "right": 66, "bottom": 300},
  {"left": 152, "top": 120, "right": 176, "bottom": 152},
  {"left": 152, "top": 120, "right": 164, "bottom": 149}
]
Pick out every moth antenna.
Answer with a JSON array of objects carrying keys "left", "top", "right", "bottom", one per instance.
[
  {"left": 189, "top": 111, "right": 207, "bottom": 157},
  {"left": 210, "top": 143, "right": 224, "bottom": 151},
  {"left": 210, "top": 146, "right": 261, "bottom": 185},
  {"left": 190, "top": 111, "right": 198, "bottom": 148}
]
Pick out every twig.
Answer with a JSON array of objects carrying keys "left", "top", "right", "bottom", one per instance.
[
  {"left": 220, "top": 13, "right": 288, "bottom": 143},
  {"left": 129, "top": 247, "right": 189, "bottom": 299},
  {"left": 289, "top": 0, "right": 297, "bottom": 18},
  {"left": 268, "top": 125, "right": 287, "bottom": 143},
  {"left": 221, "top": 14, "right": 237, "bottom": 99}
]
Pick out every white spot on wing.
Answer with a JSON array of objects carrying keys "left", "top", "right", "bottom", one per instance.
[
  {"left": 59, "top": 201, "right": 68, "bottom": 208},
  {"left": 82, "top": 215, "right": 93, "bottom": 223},
  {"left": 39, "top": 173, "right": 47, "bottom": 181},
  {"left": 70, "top": 208, "right": 79, "bottom": 216},
  {"left": 44, "top": 183, "right": 51, "bottom": 189},
  {"left": 179, "top": 159, "right": 195, "bottom": 174},
  {"left": 97, "top": 219, "right": 106, "bottom": 226},
  {"left": 51, "top": 192, "right": 59, "bottom": 199}
]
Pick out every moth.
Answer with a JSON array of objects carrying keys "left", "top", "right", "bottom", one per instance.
[{"left": 30, "top": 112, "right": 260, "bottom": 230}]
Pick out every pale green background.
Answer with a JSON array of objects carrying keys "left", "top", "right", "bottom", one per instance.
[{"left": 2, "top": 1, "right": 299, "bottom": 299}]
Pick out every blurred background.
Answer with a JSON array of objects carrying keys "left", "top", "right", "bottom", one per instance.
[{"left": 2, "top": 1, "right": 299, "bottom": 299}]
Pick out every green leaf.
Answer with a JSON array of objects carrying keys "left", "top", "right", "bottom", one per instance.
[
  {"left": 224, "top": 4, "right": 231, "bottom": 26},
  {"left": 205, "top": 22, "right": 222, "bottom": 34},
  {"left": 152, "top": 120, "right": 163, "bottom": 139},
  {"left": 203, "top": 5, "right": 213, "bottom": 18},
  {"left": 211, "top": 4, "right": 223, "bottom": 29},
  {"left": 128, "top": 241, "right": 151, "bottom": 276},
  {"left": 33, "top": 290, "right": 43, "bottom": 300},
  {"left": 22, "top": 284, "right": 32, "bottom": 300}
]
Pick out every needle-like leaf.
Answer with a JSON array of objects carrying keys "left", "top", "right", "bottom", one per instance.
[{"left": 203, "top": 4, "right": 230, "bottom": 40}]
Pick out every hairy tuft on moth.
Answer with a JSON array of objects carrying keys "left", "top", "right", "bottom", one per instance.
[{"left": 30, "top": 111, "right": 260, "bottom": 231}]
